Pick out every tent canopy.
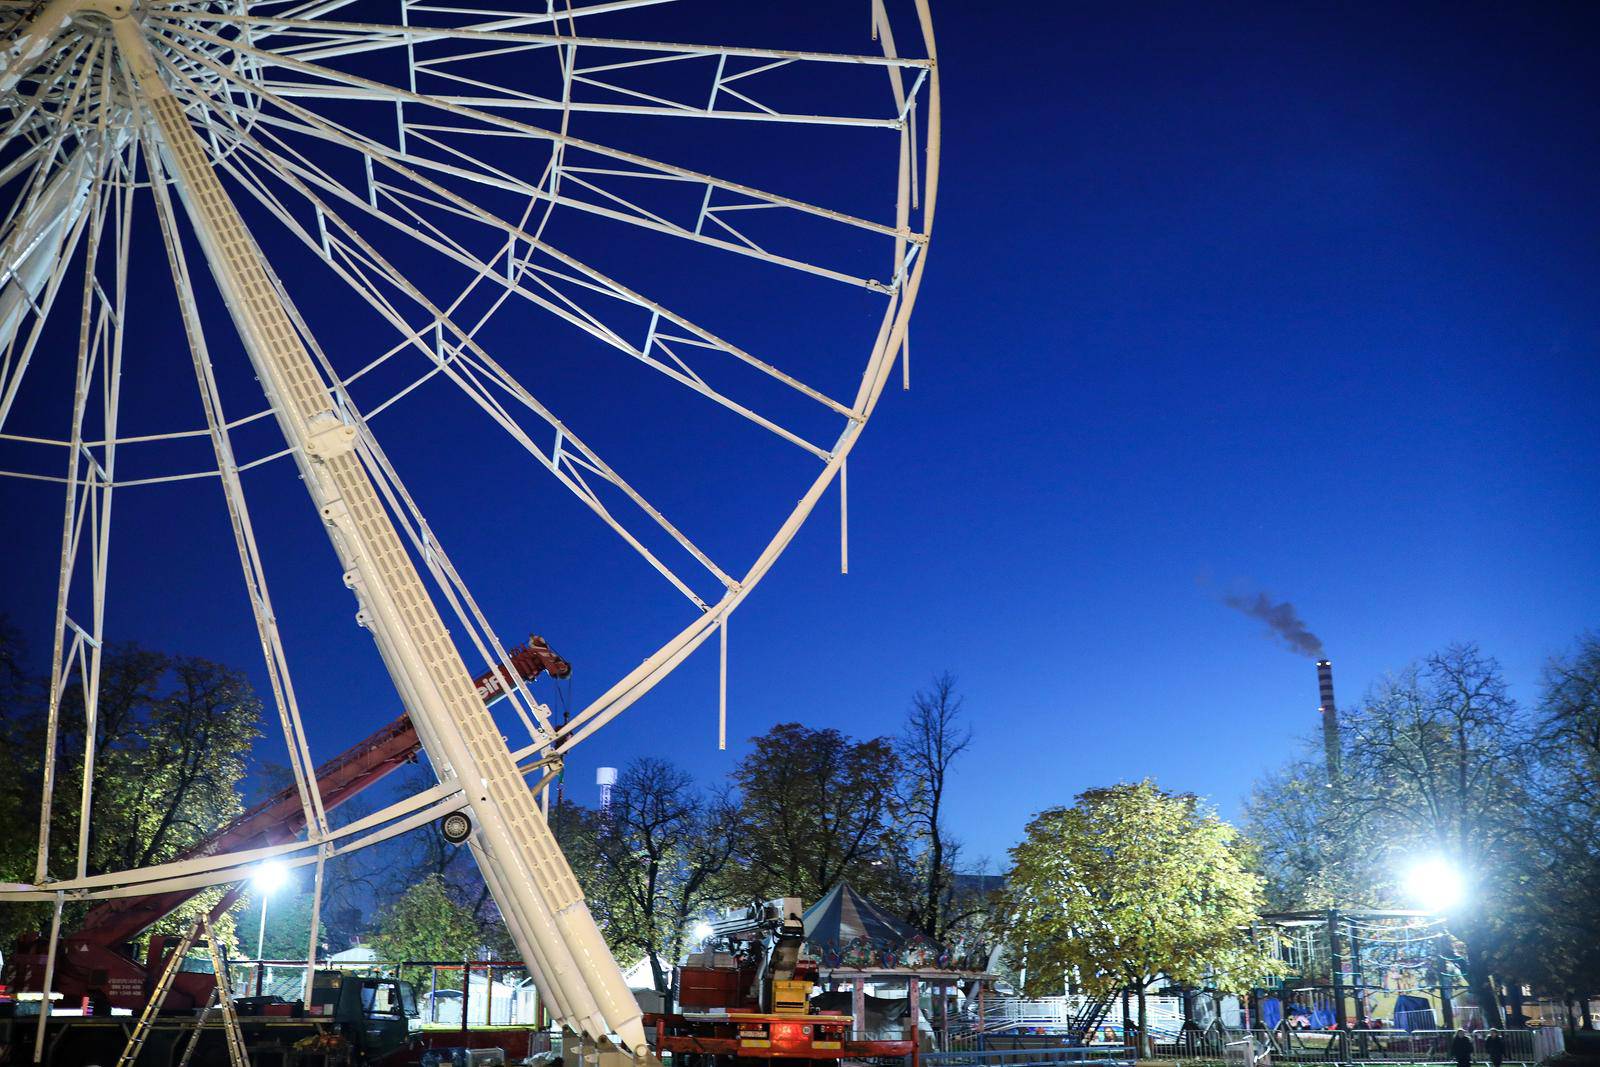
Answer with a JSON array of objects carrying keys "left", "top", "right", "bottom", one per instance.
[{"left": 803, "top": 882, "right": 919, "bottom": 948}]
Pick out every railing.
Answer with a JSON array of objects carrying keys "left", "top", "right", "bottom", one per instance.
[
  {"left": 924, "top": 1046, "right": 1135, "bottom": 1067},
  {"left": 956, "top": 996, "right": 1185, "bottom": 1037},
  {"left": 1142, "top": 1028, "right": 1542, "bottom": 1064}
]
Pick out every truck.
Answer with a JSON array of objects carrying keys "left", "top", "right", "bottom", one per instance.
[
  {"left": 4, "top": 968, "right": 425, "bottom": 1066},
  {"left": 644, "top": 899, "right": 914, "bottom": 1067},
  {"left": 0, "top": 636, "right": 570, "bottom": 1066}
]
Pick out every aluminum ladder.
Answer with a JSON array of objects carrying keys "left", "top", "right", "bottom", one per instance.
[{"left": 116, "top": 916, "right": 248, "bottom": 1067}]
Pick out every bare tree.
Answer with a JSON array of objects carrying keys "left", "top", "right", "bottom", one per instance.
[
  {"left": 1332, "top": 645, "right": 1532, "bottom": 1027},
  {"left": 589, "top": 758, "right": 738, "bottom": 1004},
  {"left": 898, "top": 672, "right": 972, "bottom": 940}
]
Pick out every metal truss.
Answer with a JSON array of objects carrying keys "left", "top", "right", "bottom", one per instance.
[{"left": 0, "top": 0, "right": 939, "bottom": 1050}]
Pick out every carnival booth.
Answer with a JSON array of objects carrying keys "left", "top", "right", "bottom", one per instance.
[{"left": 803, "top": 882, "right": 994, "bottom": 1052}]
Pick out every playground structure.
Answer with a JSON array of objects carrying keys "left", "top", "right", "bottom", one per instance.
[{"left": 1247, "top": 910, "right": 1464, "bottom": 1034}]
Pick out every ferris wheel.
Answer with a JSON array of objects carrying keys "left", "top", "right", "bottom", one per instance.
[{"left": 0, "top": 0, "right": 937, "bottom": 1050}]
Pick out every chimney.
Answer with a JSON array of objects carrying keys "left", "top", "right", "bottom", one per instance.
[
  {"left": 1316, "top": 659, "right": 1341, "bottom": 782},
  {"left": 596, "top": 766, "right": 618, "bottom": 814}
]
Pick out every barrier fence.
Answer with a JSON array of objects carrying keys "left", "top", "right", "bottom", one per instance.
[
  {"left": 924, "top": 1047, "right": 1134, "bottom": 1067},
  {"left": 1147, "top": 1028, "right": 1547, "bottom": 1065}
]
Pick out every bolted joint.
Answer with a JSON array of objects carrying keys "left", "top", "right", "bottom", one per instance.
[{"left": 303, "top": 411, "right": 358, "bottom": 459}]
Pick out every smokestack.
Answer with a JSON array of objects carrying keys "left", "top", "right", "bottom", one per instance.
[
  {"left": 597, "top": 766, "right": 618, "bottom": 814},
  {"left": 1316, "top": 660, "right": 1341, "bottom": 783}
]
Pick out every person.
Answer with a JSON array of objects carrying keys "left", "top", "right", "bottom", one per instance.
[
  {"left": 1451, "top": 1028, "right": 1474, "bottom": 1067},
  {"left": 1486, "top": 1029, "right": 1505, "bottom": 1067}
]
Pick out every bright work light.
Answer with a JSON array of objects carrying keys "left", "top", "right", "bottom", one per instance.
[
  {"left": 1403, "top": 856, "right": 1464, "bottom": 913},
  {"left": 252, "top": 860, "right": 288, "bottom": 895}
]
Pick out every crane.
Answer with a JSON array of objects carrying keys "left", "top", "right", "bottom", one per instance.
[{"left": 4, "top": 636, "right": 570, "bottom": 1014}]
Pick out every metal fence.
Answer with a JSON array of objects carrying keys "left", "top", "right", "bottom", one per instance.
[
  {"left": 924, "top": 1047, "right": 1135, "bottom": 1067},
  {"left": 1144, "top": 1028, "right": 1543, "bottom": 1065}
]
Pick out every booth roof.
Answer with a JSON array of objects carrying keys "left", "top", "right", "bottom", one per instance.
[{"left": 803, "top": 882, "right": 921, "bottom": 948}]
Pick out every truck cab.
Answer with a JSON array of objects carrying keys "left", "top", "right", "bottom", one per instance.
[{"left": 308, "top": 969, "right": 424, "bottom": 1057}]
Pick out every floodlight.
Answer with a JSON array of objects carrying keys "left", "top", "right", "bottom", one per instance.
[
  {"left": 1403, "top": 856, "right": 1464, "bottom": 913},
  {"left": 253, "top": 859, "right": 289, "bottom": 895}
]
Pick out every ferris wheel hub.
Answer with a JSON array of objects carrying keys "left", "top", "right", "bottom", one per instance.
[{"left": 2, "top": 0, "right": 259, "bottom": 131}]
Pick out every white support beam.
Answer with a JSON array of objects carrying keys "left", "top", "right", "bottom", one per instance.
[{"left": 84, "top": 2, "right": 647, "bottom": 1049}]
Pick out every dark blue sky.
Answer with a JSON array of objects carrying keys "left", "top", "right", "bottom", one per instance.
[{"left": 2, "top": 0, "right": 1597, "bottom": 869}]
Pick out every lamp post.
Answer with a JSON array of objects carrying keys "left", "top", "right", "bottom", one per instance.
[
  {"left": 1403, "top": 856, "right": 1465, "bottom": 1031},
  {"left": 253, "top": 861, "right": 288, "bottom": 997}
]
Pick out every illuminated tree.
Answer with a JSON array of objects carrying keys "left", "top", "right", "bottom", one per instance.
[{"left": 998, "top": 780, "right": 1274, "bottom": 1057}]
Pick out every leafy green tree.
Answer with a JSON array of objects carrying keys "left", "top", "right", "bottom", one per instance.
[
  {"left": 724, "top": 722, "right": 904, "bottom": 904},
  {"left": 244, "top": 880, "right": 330, "bottom": 962},
  {"left": 997, "top": 780, "right": 1275, "bottom": 1057},
  {"left": 369, "top": 874, "right": 485, "bottom": 989},
  {"left": 0, "top": 637, "right": 261, "bottom": 955}
]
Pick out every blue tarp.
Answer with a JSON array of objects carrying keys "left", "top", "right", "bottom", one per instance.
[{"left": 1395, "top": 994, "right": 1437, "bottom": 1031}]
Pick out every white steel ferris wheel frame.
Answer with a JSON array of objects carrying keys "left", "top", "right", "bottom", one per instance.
[{"left": 0, "top": 0, "right": 939, "bottom": 1052}]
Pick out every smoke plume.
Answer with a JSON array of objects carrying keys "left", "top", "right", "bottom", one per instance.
[{"left": 1224, "top": 592, "right": 1324, "bottom": 658}]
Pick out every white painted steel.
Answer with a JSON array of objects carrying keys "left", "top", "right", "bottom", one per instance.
[
  {"left": 109, "top": 13, "right": 637, "bottom": 1044},
  {"left": 0, "top": 0, "right": 939, "bottom": 1050}
]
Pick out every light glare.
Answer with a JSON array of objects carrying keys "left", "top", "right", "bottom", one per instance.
[
  {"left": 253, "top": 860, "right": 288, "bottom": 895},
  {"left": 1403, "top": 856, "right": 1463, "bottom": 913}
]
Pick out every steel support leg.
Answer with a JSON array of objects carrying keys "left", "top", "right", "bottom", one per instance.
[{"left": 99, "top": 9, "right": 641, "bottom": 1049}]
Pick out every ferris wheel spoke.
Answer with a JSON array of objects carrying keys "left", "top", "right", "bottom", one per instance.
[
  {"left": 166, "top": 85, "right": 737, "bottom": 604},
  {"left": 146, "top": 21, "right": 923, "bottom": 250},
  {"left": 144, "top": 39, "right": 905, "bottom": 414},
  {"left": 151, "top": 9, "right": 926, "bottom": 131},
  {"left": 154, "top": 53, "right": 865, "bottom": 434},
  {"left": 0, "top": 146, "right": 101, "bottom": 436},
  {"left": 179, "top": 83, "right": 833, "bottom": 443},
  {"left": 141, "top": 128, "right": 331, "bottom": 841},
  {"left": 33, "top": 152, "right": 118, "bottom": 883},
  {"left": 228, "top": 0, "right": 670, "bottom": 24},
  {"left": 262, "top": 113, "right": 843, "bottom": 457}
]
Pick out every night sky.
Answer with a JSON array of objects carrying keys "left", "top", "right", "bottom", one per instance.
[{"left": 2, "top": 0, "right": 1597, "bottom": 870}]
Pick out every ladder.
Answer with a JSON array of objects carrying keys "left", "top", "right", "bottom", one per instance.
[
  {"left": 1066, "top": 991, "right": 1117, "bottom": 1045},
  {"left": 117, "top": 916, "right": 248, "bottom": 1067}
]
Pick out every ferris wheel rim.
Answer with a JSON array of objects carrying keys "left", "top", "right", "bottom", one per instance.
[{"left": 0, "top": 0, "right": 940, "bottom": 900}]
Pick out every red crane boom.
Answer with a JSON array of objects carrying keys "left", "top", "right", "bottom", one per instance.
[{"left": 6, "top": 635, "right": 570, "bottom": 1010}]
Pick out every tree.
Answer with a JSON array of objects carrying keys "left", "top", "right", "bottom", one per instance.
[
  {"left": 1244, "top": 759, "right": 1385, "bottom": 910},
  {"left": 246, "top": 878, "right": 329, "bottom": 961},
  {"left": 578, "top": 758, "right": 737, "bottom": 1004},
  {"left": 1335, "top": 646, "right": 1532, "bottom": 1027},
  {"left": 997, "top": 781, "right": 1275, "bottom": 1057},
  {"left": 0, "top": 640, "right": 262, "bottom": 956},
  {"left": 88, "top": 653, "right": 262, "bottom": 874},
  {"left": 369, "top": 874, "right": 485, "bottom": 989},
  {"left": 897, "top": 672, "right": 973, "bottom": 941},
  {"left": 724, "top": 723, "right": 903, "bottom": 904},
  {"left": 1531, "top": 635, "right": 1600, "bottom": 1020},
  {"left": 1248, "top": 644, "right": 1549, "bottom": 1028}
]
